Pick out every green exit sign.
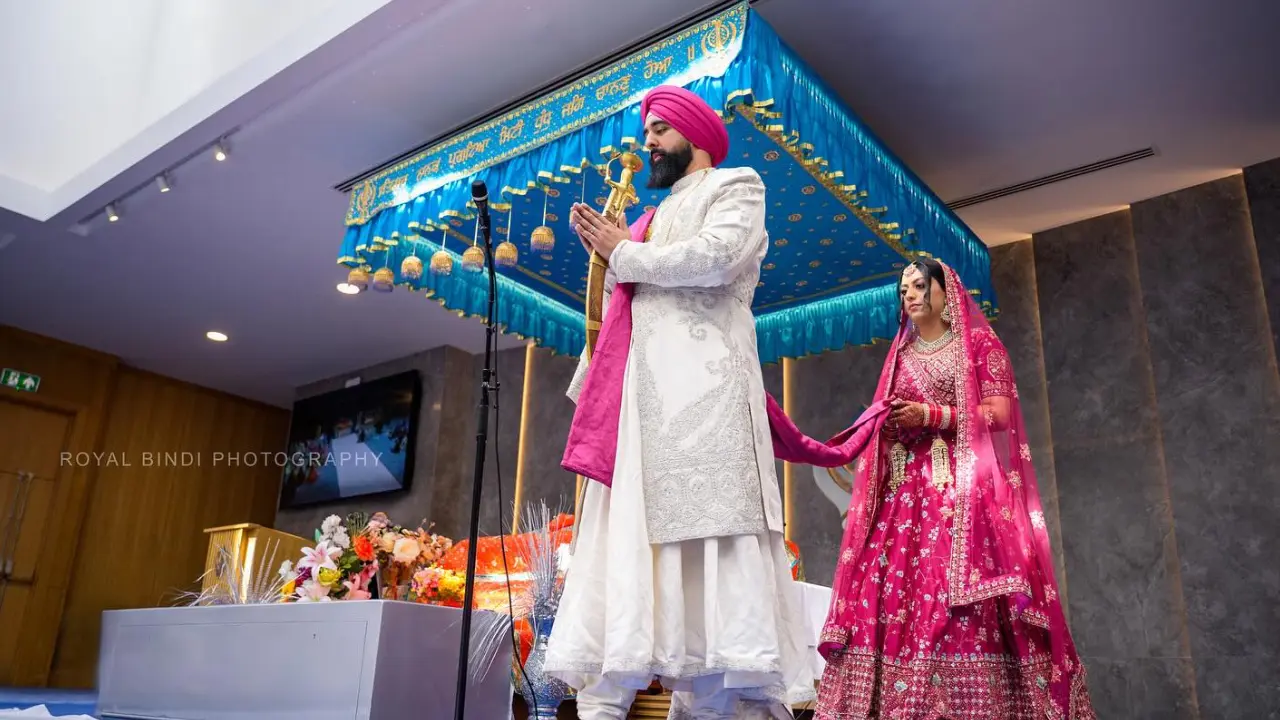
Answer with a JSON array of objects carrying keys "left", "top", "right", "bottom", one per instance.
[{"left": 1, "top": 368, "right": 40, "bottom": 393}]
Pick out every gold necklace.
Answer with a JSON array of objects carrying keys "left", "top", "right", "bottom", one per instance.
[{"left": 913, "top": 329, "right": 955, "bottom": 355}]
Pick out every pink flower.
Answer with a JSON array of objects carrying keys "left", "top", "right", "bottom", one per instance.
[
  {"left": 297, "top": 540, "right": 341, "bottom": 574},
  {"left": 342, "top": 578, "right": 372, "bottom": 601},
  {"left": 411, "top": 567, "right": 441, "bottom": 601},
  {"left": 366, "top": 512, "right": 390, "bottom": 533},
  {"left": 296, "top": 579, "right": 331, "bottom": 603}
]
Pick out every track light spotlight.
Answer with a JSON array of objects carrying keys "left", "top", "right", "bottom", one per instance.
[
  {"left": 213, "top": 142, "right": 228, "bottom": 162},
  {"left": 106, "top": 203, "right": 120, "bottom": 222},
  {"left": 157, "top": 174, "right": 172, "bottom": 193}
]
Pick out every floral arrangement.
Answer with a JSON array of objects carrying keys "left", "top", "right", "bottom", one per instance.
[
  {"left": 364, "top": 511, "right": 454, "bottom": 599},
  {"left": 279, "top": 511, "right": 454, "bottom": 603},
  {"left": 279, "top": 513, "right": 370, "bottom": 602},
  {"left": 409, "top": 566, "right": 467, "bottom": 606}
]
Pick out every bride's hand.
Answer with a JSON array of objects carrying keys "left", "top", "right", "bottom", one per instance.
[{"left": 888, "top": 399, "right": 927, "bottom": 429}]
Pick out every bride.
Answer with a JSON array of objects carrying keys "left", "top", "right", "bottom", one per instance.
[{"left": 812, "top": 259, "right": 1096, "bottom": 720}]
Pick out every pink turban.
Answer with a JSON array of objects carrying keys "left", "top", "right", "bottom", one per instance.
[{"left": 640, "top": 85, "right": 729, "bottom": 167}]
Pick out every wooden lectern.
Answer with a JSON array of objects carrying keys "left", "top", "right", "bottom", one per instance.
[{"left": 202, "top": 523, "right": 309, "bottom": 599}]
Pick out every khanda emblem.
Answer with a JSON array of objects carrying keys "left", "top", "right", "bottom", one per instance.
[{"left": 701, "top": 17, "right": 739, "bottom": 56}]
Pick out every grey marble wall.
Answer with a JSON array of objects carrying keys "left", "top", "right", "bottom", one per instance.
[
  {"left": 988, "top": 241, "right": 1070, "bottom": 614},
  {"left": 514, "top": 347, "right": 580, "bottom": 523},
  {"left": 786, "top": 344, "right": 886, "bottom": 584},
  {"left": 1245, "top": 158, "right": 1280, "bottom": 373},
  {"left": 469, "top": 347, "right": 527, "bottom": 537},
  {"left": 1032, "top": 211, "right": 1199, "bottom": 718},
  {"left": 1131, "top": 175, "right": 1280, "bottom": 717},
  {"left": 432, "top": 347, "right": 485, "bottom": 540}
]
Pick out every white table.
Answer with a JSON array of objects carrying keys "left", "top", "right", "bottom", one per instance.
[
  {"left": 796, "top": 581, "right": 833, "bottom": 678},
  {"left": 96, "top": 601, "right": 514, "bottom": 720}
]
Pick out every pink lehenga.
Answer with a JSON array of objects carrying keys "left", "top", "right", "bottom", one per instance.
[{"left": 814, "top": 263, "right": 1096, "bottom": 720}]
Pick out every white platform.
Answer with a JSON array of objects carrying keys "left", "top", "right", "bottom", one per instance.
[{"left": 95, "top": 601, "right": 514, "bottom": 720}]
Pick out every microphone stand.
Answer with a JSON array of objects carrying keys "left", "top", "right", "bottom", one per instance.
[{"left": 453, "top": 181, "right": 498, "bottom": 720}]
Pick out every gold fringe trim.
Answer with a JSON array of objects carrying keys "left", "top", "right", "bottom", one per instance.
[
  {"left": 930, "top": 435, "right": 951, "bottom": 493},
  {"left": 889, "top": 442, "right": 908, "bottom": 493}
]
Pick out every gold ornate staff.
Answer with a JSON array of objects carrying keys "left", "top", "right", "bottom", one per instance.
[{"left": 584, "top": 151, "right": 643, "bottom": 361}]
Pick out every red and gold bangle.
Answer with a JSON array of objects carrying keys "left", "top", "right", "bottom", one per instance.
[{"left": 925, "top": 404, "right": 954, "bottom": 430}]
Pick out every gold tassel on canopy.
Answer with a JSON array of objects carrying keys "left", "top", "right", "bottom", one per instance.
[
  {"left": 531, "top": 184, "right": 555, "bottom": 252},
  {"left": 496, "top": 205, "right": 519, "bottom": 268},
  {"left": 429, "top": 228, "right": 453, "bottom": 276}
]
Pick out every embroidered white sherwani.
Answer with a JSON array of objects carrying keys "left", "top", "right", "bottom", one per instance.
[{"left": 545, "top": 167, "right": 814, "bottom": 720}]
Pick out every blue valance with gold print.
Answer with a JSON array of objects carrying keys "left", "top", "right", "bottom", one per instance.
[{"left": 337, "top": 3, "right": 994, "bottom": 362}]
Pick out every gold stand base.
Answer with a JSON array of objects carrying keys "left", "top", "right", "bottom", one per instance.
[{"left": 627, "top": 691, "right": 671, "bottom": 719}]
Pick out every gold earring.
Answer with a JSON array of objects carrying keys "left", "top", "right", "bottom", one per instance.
[{"left": 941, "top": 305, "right": 952, "bottom": 324}]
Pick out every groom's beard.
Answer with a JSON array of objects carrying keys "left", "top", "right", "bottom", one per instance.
[{"left": 647, "top": 143, "right": 694, "bottom": 189}]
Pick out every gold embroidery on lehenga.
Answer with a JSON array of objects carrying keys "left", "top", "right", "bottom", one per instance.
[
  {"left": 899, "top": 337, "right": 963, "bottom": 503},
  {"left": 902, "top": 337, "right": 961, "bottom": 405},
  {"left": 981, "top": 345, "right": 1017, "bottom": 398}
]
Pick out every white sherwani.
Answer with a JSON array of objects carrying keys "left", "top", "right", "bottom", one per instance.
[{"left": 546, "top": 167, "right": 814, "bottom": 719}]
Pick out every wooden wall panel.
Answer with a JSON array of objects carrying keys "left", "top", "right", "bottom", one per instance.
[
  {"left": 0, "top": 326, "right": 117, "bottom": 687},
  {"left": 0, "top": 399, "right": 75, "bottom": 685},
  {"left": 0, "top": 326, "right": 290, "bottom": 689},
  {"left": 48, "top": 368, "right": 289, "bottom": 688}
]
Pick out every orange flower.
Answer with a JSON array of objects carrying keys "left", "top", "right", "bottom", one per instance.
[{"left": 354, "top": 534, "right": 375, "bottom": 562}]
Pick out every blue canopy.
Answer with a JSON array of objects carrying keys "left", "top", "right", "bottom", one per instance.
[{"left": 337, "top": 2, "right": 993, "bottom": 362}]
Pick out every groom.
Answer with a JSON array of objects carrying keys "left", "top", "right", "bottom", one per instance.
[{"left": 543, "top": 85, "right": 814, "bottom": 719}]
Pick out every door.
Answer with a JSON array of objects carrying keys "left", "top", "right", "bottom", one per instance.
[{"left": 0, "top": 397, "right": 73, "bottom": 684}]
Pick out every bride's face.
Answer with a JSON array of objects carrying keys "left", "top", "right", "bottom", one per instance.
[{"left": 900, "top": 266, "right": 945, "bottom": 324}]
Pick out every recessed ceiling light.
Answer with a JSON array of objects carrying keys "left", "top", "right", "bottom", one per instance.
[
  {"left": 206, "top": 331, "right": 228, "bottom": 342},
  {"left": 336, "top": 283, "right": 360, "bottom": 295}
]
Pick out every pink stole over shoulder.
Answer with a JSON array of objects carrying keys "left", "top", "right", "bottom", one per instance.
[
  {"left": 560, "top": 209, "right": 656, "bottom": 487},
  {"left": 561, "top": 209, "right": 887, "bottom": 487}
]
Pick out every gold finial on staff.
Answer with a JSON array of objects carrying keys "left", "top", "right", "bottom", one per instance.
[{"left": 584, "top": 151, "right": 643, "bottom": 361}]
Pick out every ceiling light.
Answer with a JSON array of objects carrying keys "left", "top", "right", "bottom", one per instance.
[
  {"left": 206, "top": 331, "right": 228, "bottom": 342},
  {"left": 213, "top": 142, "right": 228, "bottom": 162},
  {"left": 336, "top": 282, "right": 360, "bottom": 295},
  {"left": 105, "top": 204, "right": 120, "bottom": 222},
  {"left": 156, "top": 174, "right": 172, "bottom": 193}
]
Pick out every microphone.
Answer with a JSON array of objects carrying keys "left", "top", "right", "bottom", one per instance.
[
  {"left": 472, "top": 180, "right": 491, "bottom": 247},
  {"left": 456, "top": 175, "right": 499, "bottom": 720}
]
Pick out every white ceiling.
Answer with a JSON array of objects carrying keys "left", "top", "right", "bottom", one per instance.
[
  {"left": 0, "top": 0, "right": 1277, "bottom": 407},
  {"left": 0, "top": 0, "right": 397, "bottom": 220}
]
